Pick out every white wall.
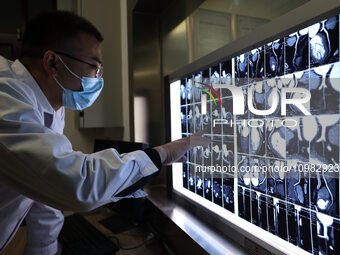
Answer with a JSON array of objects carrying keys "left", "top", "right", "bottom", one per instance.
[
  {"left": 57, "top": 0, "right": 130, "bottom": 153},
  {"left": 199, "top": 0, "right": 309, "bottom": 20}
]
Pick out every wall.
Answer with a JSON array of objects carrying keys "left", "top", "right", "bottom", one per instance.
[
  {"left": 57, "top": 0, "right": 130, "bottom": 153},
  {"left": 199, "top": 0, "right": 309, "bottom": 20},
  {"left": 131, "top": 0, "right": 206, "bottom": 186},
  {"left": 162, "top": 0, "right": 310, "bottom": 76}
]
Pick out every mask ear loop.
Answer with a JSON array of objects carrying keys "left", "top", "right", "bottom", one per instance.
[
  {"left": 53, "top": 56, "right": 67, "bottom": 91},
  {"left": 56, "top": 55, "right": 82, "bottom": 81},
  {"left": 53, "top": 76, "right": 66, "bottom": 91}
]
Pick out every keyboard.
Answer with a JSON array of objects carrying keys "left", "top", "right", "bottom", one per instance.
[{"left": 59, "top": 214, "right": 119, "bottom": 255}]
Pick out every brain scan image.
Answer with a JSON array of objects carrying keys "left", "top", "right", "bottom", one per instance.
[
  {"left": 238, "top": 185, "right": 251, "bottom": 222},
  {"left": 310, "top": 62, "right": 340, "bottom": 115},
  {"left": 189, "top": 104, "right": 194, "bottom": 134},
  {"left": 263, "top": 78, "right": 282, "bottom": 117},
  {"left": 285, "top": 70, "right": 310, "bottom": 117},
  {"left": 221, "top": 139, "right": 234, "bottom": 167},
  {"left": 204, "top": 174, "right": 212, "bottom": 201},
  {"left": 236, "top": 86, "right": 249, "bottom": 120},
  {"left": 309, "top": 16, "right": 339, "bottom": 68},
  {"left": 172, "top": 13, "right": 340, "bottom": 255},
  {"left": 311, "top": 210, "right": 339, "bottom": 255},
  {"left": 192, "top": 104, "right": 200, "bottom": 132},
  {"left": 286, "top": 162, "right": 310, "bottom": 207},
  {"left": 249, "top": 123, "right": 265, "bottom": 156},
  {"left": 202, "top": 69, "right": 210, "bottom": 86},
  {"left": 182, "top": 162, "right": 189, "bottom": 189},
  {"left": 249, "top": 47, "right": 265, "bottom": 80},
  {"left": 188, "top": 163, "right": 196, "bottom": 192},
  {"left": 201, "top": 104, "right": 211, "bottom": 131},
  {"left": 212, "top": 173, "right": 223, "bottom": 206},
  {"left": 180, "top": 79, "right": 186, "bottom": 105},
  {"left": 221, "top": 60, "right": 233, "bottom": 98},
  {"left": 235, "top": 53, "right": 249, "bottom": 86},
  {"left": 250, "top": 189, "right": 266, "bottom": 228},
  {"left": 237, "top": 125, "right": 250, "bottom": 154},
  {"left": 311, "top": 172, "right": 338, "bottom": 218},
  {"left": 195, "top": 173, "right": 204, "bottom": 197},
  {"left": 194, "top": 144, "right": 205, "bottom": 197},
  {"left": 266, "top": 119, "right": 286, "bottom": 159},
  {"left": 285, "top": 28, "right": 309, "bottom": 74},
  {"left": 270, "top": 198, "right": 289, "bottom": 241},
  {"left": 249, "top": 157, "right": 267, "bottom": 193},
  {"left": 186, "top": 78, "right": 192, "bottom": 103},
  {"left": 289, "top": 206, "right": 313, "bottom": 252},
  {"left": 223, "top": 176, "right": 234, "bottom": 212},
  {"left": 309, "top": 115, "right": 339, "bottom": 167},
  {"left": 248, "top": 80, "right": 267, "bottom": 118},
  {"left": 221, "top": 97, "right": 234, "bottom": 135},
  {"left": 249, "top": 157, "right": 267, "bottom": 229},
  {"left": 180, "top": 106, "right": 187, "bottom": 134},
  {"left": 192, "top": 73, "right": 202, "bottom": 103},
  {"left": 211, "top": 139, "right": 223, "bottom": 167},
  {"left": 210, "top": 65, "right": 220, "bottom": 88},
  {"left": 265, "top": 39, "right": 285, "bottom": 78},
  {"left": 192, "top": 144, "right": 204, "bottom": 166},
  {"left": 286, "top": 118, "right": 310, "bottom": 162},
  {"left": 267, "top": 159, "right": 286, "bottom": 200},
  {"left": 237, "top": 155, "right": 250, "bottom": 187},
  {"left": 211, "top": 98, "right": 222, "bottom": 134}
]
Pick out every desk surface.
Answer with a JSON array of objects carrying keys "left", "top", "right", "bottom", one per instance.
[
  {"left": 0, "top": 207, "right": 166, "bottom": 255},
  {"left": 82, "top": 208, "right": 166, "bottom": 255},
  {"left": 145, "top": 185, "right": 246, "bottom": 255}
]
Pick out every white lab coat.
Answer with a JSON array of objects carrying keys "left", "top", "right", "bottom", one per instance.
[{"left": 0, "top": 56, "right": 159, "bottom": 254}]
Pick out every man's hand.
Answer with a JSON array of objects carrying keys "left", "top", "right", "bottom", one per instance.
[{"left": 154, "top": 130, "right": 210, "bottom": 165}]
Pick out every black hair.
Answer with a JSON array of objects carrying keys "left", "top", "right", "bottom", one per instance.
[{"left": 22, "top": 10, "right": 103, "bottom": 57}]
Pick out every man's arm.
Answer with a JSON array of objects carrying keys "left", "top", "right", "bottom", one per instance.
[
  {"left": 0, "top": 88, "right": 159, "bottom": 211},
  {"left": 0, "top": 84, "right": 207, "bottom": 212}
]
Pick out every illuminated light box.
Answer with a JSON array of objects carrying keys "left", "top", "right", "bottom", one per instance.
[{"left": 167, "top": 5, "right": 339, "bottom": 255}]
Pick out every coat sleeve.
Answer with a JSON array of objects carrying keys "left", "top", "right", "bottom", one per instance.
[{"left": 0, "top": 83, "right": 160, "bottom": 212}]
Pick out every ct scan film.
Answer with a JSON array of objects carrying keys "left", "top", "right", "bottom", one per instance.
[{"left": 170, "top": 14, "right": 339, "bottom": 255}]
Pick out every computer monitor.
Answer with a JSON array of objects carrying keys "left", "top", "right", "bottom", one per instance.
[{"left": 166, "top": 3, "right": 339, "bottom": 255}]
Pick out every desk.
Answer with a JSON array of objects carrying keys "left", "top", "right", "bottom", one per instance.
[
  {"left": 145, "top": 185, "right": 246, "bottom": 255},
  {"left": 1, "top": 207, "right": 166, "bottom": 255}
]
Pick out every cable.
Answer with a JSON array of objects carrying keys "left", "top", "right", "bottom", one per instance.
[
  {"left": 120, "top": 240, "right": 148, "bottom": 250},
  {"left": 108, "top": 232, "right": 155, "bottom": 251}
]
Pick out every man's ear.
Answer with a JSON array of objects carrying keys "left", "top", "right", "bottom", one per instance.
[{"left": 42, "top": 50, "right": 58, "bottom": 76}]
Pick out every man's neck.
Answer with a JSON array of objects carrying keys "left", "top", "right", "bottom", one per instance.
[{"left": 21, "top": 58, "right": 62, "bottom": 111}]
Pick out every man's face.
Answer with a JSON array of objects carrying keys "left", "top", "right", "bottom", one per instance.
[{"left": 55, "top": 33, "right": 102, "bottom": 91}]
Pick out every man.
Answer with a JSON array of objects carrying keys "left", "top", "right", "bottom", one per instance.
[{"left": 0, "top": 11, "right": 205, "bottom": 255}]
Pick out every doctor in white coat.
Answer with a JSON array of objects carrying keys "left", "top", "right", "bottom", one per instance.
[{"left": 0, "top": 11, "right": 204, "bottom": 255}]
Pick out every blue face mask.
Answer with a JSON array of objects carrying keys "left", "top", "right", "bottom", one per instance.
[{"left": 54, "top": 55, "right": 104, "bottom": 110}]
